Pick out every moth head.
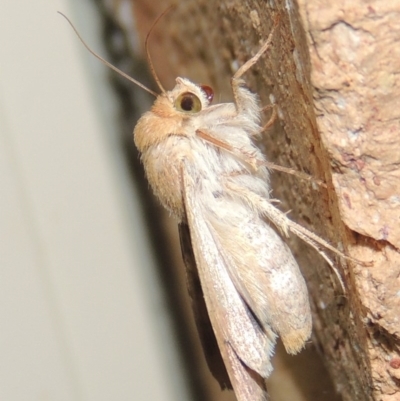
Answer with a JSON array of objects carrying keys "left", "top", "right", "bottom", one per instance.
[{"left": 168, "top": 77, "right": 214, "bottom": 114}]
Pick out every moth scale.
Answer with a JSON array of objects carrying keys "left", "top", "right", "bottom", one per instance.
[{"left": 60, "top": 11, "right": 359, "bottom": 401}]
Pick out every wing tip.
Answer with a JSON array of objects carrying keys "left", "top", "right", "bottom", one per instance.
[{"left": 281, "top": 327, "right": 312, "bottom": 355}]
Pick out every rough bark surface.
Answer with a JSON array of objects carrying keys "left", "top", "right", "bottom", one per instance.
[{"left": 103, "top": 1, "right": 400, "bottom": 400}]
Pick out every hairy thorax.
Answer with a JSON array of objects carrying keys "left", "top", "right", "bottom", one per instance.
[
  {"left": 141, "top": 135, "right": 196, "bottom": 219},
  {"left": 134, "top": 90, "right": 270, "bottom": 221}
]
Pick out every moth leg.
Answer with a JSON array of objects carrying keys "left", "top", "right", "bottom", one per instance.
[
  {"left": 261, "top": 104, "right": 277, "bottom": 133},
  {"left": 196, "top": 128, "right": 259, "bottom": 170},
  {"left": 231, "top": 17, "right": 279, "bottom": 112},
  {"left": 196, "top": 128, "right": 327, "bottom": 187},
  {"left": 224, "top": 181, "right": 372, "bottom": 290},
  {"left": 260, "top": 161, "right": 327, "bottom": 188},
  {"left": 232, "top": 18, "right": 279, "bottom": 81},
  {"left": 258, "top": 201, "right": 347, "bottom": 290},
  {"left": 240, "top": 186, "right": 371, "bottom": 268},
  {"left": 259, "top": 104, "right": 326, "bottom": 186},
  {"left": 261, "top": 104, "right": 274, "bottom": 113}
]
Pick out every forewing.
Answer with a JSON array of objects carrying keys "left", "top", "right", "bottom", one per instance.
[
  {"left": 178, "top": 222, "right": 231, "bottom": 389},
  {"left": 181, "top": 165, "right": 273, "bottom": 401},
  {"left": 209, "top": 209, "right": 312, "bottom": 355}
]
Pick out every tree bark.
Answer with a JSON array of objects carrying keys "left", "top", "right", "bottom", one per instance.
[{"left": 103, "top": 1, "right": 400, "bottom": 400}]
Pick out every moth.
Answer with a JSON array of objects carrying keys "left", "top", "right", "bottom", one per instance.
[
  {"left": 135, "top": 29, "right": 316, "bottom": 401},
  {"left": 60, "top": 12, "right": 357, "bottom": 401}
]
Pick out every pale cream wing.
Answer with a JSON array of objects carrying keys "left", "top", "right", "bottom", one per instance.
[
  {"left": 208, "top": 195, "right": 312, "bottom": 355},
  {"left": 178, "top": 222, "right": 231, "bottom": 390},
  {"left": 181, "top": 165, "right": 274, "bottom": 401}
]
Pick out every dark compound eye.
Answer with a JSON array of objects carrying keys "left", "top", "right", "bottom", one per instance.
[
  {"left": 174, "top": 92, "right": 202, "bottom": 113},
  {"left": 200, "top": 85, "right": 214, "bottom": 103}
]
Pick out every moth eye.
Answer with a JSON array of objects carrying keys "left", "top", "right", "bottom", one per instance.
[
  {"left": 200, "top": 85, "right": 214, "bottom": 103},
  {"left": 175, "top": 92, "right": 202, "bottom": 113}
]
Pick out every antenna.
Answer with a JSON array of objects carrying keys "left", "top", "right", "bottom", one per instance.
[
  {"left": 58, "top": 11, "right": 158, "bottom": 97},
  {"left": 144, "top": 6, "right": 175, "bottom": 94}
]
